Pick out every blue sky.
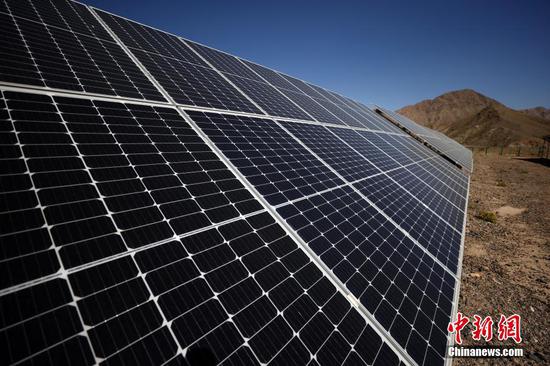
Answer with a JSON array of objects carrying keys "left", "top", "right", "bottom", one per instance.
[{"left": 83, "top": 0, "right": 550, "bottom": 110}]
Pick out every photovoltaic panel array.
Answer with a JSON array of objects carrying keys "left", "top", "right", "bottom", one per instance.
[
  {"left": 1, "top": 1, "right": 473, "bottom": 365},
  {"left": 0, "top": 90, "right": 403, "bottom": 366}
]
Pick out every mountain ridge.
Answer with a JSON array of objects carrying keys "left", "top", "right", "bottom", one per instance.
[
  {"left": 520, "top": 106, "right": 550, "bottom": 121},
  {"left": 396, "top": 89, "right": 550, "bottom": 146}
]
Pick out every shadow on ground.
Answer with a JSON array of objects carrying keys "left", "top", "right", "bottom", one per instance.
[{"left": 512, "top": 157, "right": 550, "bottom": 168}]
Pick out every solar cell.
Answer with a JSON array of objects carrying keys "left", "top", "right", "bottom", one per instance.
[
  {"left": 132, "top": 49, "right": 263, "bottom": 112},
  {"left": 355, "top": 131, "right": 416, "bottom": 165},
  {"left": 225, "top": 58, "right": 349, "bottom": 125},
  {"left": 383, "top": 134, "right": 438, "bottom": 161},
  {"left": 6, "top": 0, "right": 111, "bottom": 41},
  {"left": 275, "top": 78, "right": 387, "bottom": 131},
  {"left": 309, "top": 96, "right": 367, "bottom": 128},
  {"left": 406, "top": 162, "right": 468, "bottom": 211},
  {"left": 282, "top": 75, "right": 345, "bottom": 112},
  {"left": 427, "top": 156, "right": 469, "bottom": 187},
  {"left": 222, "top": 73, "right": 312, "bottom": 120},
  {"left": 418, "top": 160, "right": 469, "bottom": 200},
  {"left": 186, "top": 41, "right": 262, "bottom": 81},
  {"left": 320, "top": 101, "right": 386, "bottom": 130},
  {"left": 422, "top": 134, "right": 473, "bottom": 172},
  {"left": 342, "top": 99, "right": 406, "bottom": 134}
]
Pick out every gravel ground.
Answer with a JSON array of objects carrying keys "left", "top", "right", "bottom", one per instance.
[{"left": 453, "top": 154, "right": 550, "bottom": 365}]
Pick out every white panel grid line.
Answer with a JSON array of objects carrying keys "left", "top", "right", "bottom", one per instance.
[
  {"left": 2, "top": 0, "right": 111, "bottom": 42},
  {"left": 383, "top": 169, "right": 465, "bottom": 231},
  {"left": 279, "top": 74, "right": 366, "bottom": 126},
  {"left": 0, "top": 81, "right": 173, "bottom": 107},
  {"left": 87, "top": 7, "right": 175, "bottom": 105},
  {"left": 423, "top": 158, "right": 469, "bottom": 188},
  {"left": 269, "top": 156, "right": 441, "bottom": 211},
  {"left": 177, "top": 39, "right": 275, "bottom": 117},
  {"left": 400, "top": 165, "right": 467, "bottom": 213},
  {"left": 405, "top": 162, "right": 468, "bottom": 206},
  {"left": 327, "top": 129, "right": 467, "bottom": 216},
  {"left": 376, "top": 170, "right": 464, "bottom": 236}
]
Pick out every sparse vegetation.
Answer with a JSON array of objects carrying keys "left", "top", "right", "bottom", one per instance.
[{"left": 476, "top": 210, "right": 497, "bottom": 223}]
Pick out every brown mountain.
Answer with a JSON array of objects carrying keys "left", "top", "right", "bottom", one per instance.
[
  {"left": 520, "top": 107, "right": 550, "bottom": 121},
  {"left": 396, "top": 89, "right": 550, "bottom": 147}
]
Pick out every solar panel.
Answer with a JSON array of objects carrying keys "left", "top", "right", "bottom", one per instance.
[
  {"left": 375, "top": 107, "right": 473, "bottom": 172},
  {"left": 354, "top": 174, "right": 462, "bottom": 273},
  {"left": 276, "top": 186, "right": 456, "bottom": 365},
  {"left": 280, "top": 79, "right": 385, "bottom": 131},
  {"left": 281, "top": 122, "right": 382, "bottom": 181},
  {"left": 329, "top": 128, "right": 404, "bottom": 172},
  {"left": 276, "top": 74, "right": 371, "bottom": 127},
  {"left": 187, "top": 41, "right": 316, "bottom": 120},
  {"left": 1, "top": 1, "right": 473, "bottom": 365},
  {"left": 186, "top": 111, "right": 344, "bottom": 205},
  {"left": 242, "top": 60, "right": 304, "bottom": 92},
  {"left": 95, "top": 9, "right": 263, "bottom": 114},
  {"left": 1, "top": 0, "right": 165, "bottom": 101},
  {"left": 385, "top": 168, "right": 465, "bottom": 231}
]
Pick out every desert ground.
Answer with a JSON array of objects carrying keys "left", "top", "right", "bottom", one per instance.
[{"left": 454, "top": 154, "right": 550, "bottom": 365}]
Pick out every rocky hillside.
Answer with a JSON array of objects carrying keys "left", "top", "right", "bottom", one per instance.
[
  {"left": 396, "top": 89, "right": 550, "bottom": 146},
  {"left": 520, "top": 107, "right": 550, "bottom": 121}
]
